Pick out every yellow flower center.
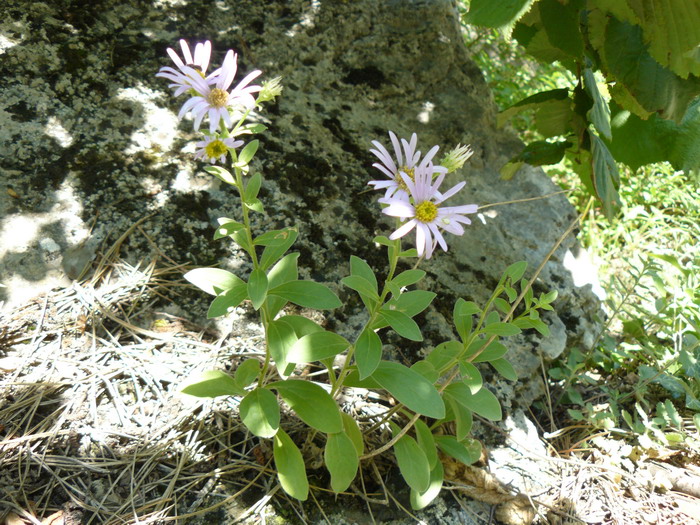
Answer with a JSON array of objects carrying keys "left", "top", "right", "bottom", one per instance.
[
  {"left": 415, "top": 201, "right": 438, "bottom": 223},
  {"left": 205, "top": 139, "right": 228, "bottom": 159},
  {"left": 395, "top": 165, "right": 415, "bottom": 191},
  {"left": 207, "top": 88, "right": 229, "bottom": 108}
]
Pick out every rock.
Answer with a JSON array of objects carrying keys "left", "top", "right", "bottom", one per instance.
[{"left": 0, "top": 0, "right": 600, "bottom": 443}]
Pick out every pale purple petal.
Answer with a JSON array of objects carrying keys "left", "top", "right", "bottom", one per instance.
[
  {"left": 389, "top": 131, "right": 403, "bottom": 167},
  {"left": 389, "top": 219, "right": 418, "bottom": 240},
  {"left": 436, "top": 181, "right": 466, "bottom": 203}
]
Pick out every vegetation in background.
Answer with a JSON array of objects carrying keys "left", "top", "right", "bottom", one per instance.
[{"left": 461, "top": 2, "right": 700, "bottom": 451}]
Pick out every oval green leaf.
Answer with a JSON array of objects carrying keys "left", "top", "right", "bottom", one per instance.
[
  {"left": 185, "top": 268, "right": 243, "bottom": 296},
  {"left": 373, "top": 362, "right": 445, "bottom": 419},
  {"left": 273, "top": 429, "right": 308, "bottom": 501},
  {"left": 355, "top": 329, "right": 382, "bottom": 380},
  {"left": 287, "top": 331, "right": 350, "bottom": 364},
  {"left": 378, "top": 309, "right": 423, "bottom": 341},
  {"left": 268, "top": 380, "right": 343, "bottom": 433},
  {"left": 325, "top": 432, "right": 359, "bottom": 493},
  {"left": 268, "top": 280, "right": 341, "bottom": 310},
  {"left": 207, "top": 284, "right": 248, "bottom": 318},
  {"left": 410, "top": 460, "right": 444, "bottom": 511},
  {"left": 392, "top": 423, "right": 430, "bottom": 493},
  {"left": 247, "top": 268, "right": 268, "bottom": 310},
  {"left": 180, "top": 370, "right": 244, "bottom": 397},
  {"left": 239, "top": 387, "right": 280, "bottom": 438}
]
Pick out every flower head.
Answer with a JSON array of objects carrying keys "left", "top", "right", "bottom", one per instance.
[
  {"left": 176, "top": 50, "right": 262, "bottom": 133},
  {"left": 440, "top": 144, "right": 474, "bottom": 173},
  {"left": 156, "top": 40, "right": 214, "bottom": 96},
  {"left": 379, "top": 166, "right": 478, "bottom": 259},
  {"left": 368, "top": 131, "right": 447, "bottom": 201},
  {"left": 194, "top": 135, "right": 243, "bottom": 164},
  {"left": 257, "top": 76, "right": 284, "bottom": 104}
]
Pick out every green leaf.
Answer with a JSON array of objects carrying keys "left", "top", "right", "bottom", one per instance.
[
  {"left": 539, "top": 0, "right": 583, "bottom": 58},
  {"left": 185, "top": 268, "right": 243, "bottom": 296},
  {"left": 355, "top": 329, "right": 382, "bottom": 380},
  {"left": 273, "top": 429, "right": 308, "bottom": 501},
  {"left": 493, "top": 298, "right": 511, "bottom": 315},
  {"left": 414, "top": 419, "right": 438, "bottom": 469},
  {"left": 603, "top": 16, "right": 700, "bottom": 122},
  {"left": 207, "top": 285, "right": 248, "bottom": 318},
  {"left": 350, "top": 256, "right": 378, "bottom": 292},
  {"left": 426, "top": 341, "right": 462, "bottom": 373},
  {"left": 483, "top": 322, "right": 522, "bottom": 337},
  {"left": 392, "top": 290, "right": 436, "bottom": 318},
  {"left": 453, "top": 299, "right": 479, "bottom": 341},
  {"left": 265, "top": 252, "right": 299, "bottom": 317},
  {"left": 342, "top": 275, "right": 380, "bottom": 304},
  {"left": 180, "top": 369, "right": 244, "bottom": 397},
  {"left": 504, "top": 261, "right": 528, "bottom": 282},
  {"left": 204, "top": 165, "right": 235, "bottom": 185},
  {"left": 277, "top": 315, "right": 324, "bottom": 337},
  {"left": 464, "top": 0, "right": 537, "bottom": 30},
  {"left": 445, "top": 383, "right": 502, "bottom": 421},
  {"left": 467, "top": 339, "right": 509, "bottom": 363},
  {"left": 373, "top": 362, "right": 445, "bottom": 419},
  {"left": 267, "top": 319, "right": 298, "bottom": 379},
  {"left": 459, "top": 361, "right": 483, "bottom": 394},
  {"left": 535, "top": 96, "right": 574, "bottom": 138},
  {"left": 341, "top": 412, "right": 365, "bottom": 455},
  {"left": 234, "top": 358, "right": 261, "bottom": 388},
  {"left": 239, "top": 387, "right": 280, "bottom": 438},
  {"left": 435, "top": 435, "right": 482, "bottom": 465},
  {"left": 373, "top": 235, "right": 393, "bottom": 247},
  {"left": 378, "top": 309, "right": 423, "bottom": 341},
  {"left": 287, "top": 331, "right": 350, "bottom": 363},
  {"left": 325, "top": 431, "right": 359, "bottom": 493},
  {"left": 584, "top": 68, "right": 612, "bottom": 140},
  {"left": 244, "top": 171, "right": 262, "bottom": 203},
  {"left": 269, "top": 380, "right": 343, "bottom": 433},
  {"left": 411, "top": 361, "right": 439, "bottom": 384},
  {"left": 231, "top": 229, "right": 254, "bottom": 254},
  {"left": 243, "top": 197, "right": 264, "bottom": 213},
  {"left": 498, "top": 88, "right": 570, "bottom": 127},
  {"left": 444, "top": 396, "right": 473, "bottom": 441},
  {"left": 238, "top": 139, "right": 260, "bottom": 166},
  {"left": 590, "top": 131, "right": 622, "bottom": 218},
  {"left": 510, "top": 139, "right": 571, "bottom": 167},
  {"left": 268, "top": 280, "right": 341, "bottom": 310},
  {"left": 391, "top": 423, "right": 430, "bottom": 493},
  {"left": 213, "top": 218, "right": 244, "bottom": 240},
  {"left": 391, "top": 269, "right": 426, "bottom": 289},
  {"left": 410, "top": 460, "right": 444, "bottom": 511},
  {"left": 247, "top": 268, "right": 268, "bottom": 310},
  {"left": 259, "top": 229, "right": 298, "bottom": 271}
]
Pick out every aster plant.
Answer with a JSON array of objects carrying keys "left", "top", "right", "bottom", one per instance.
[{"left": 159, "top": 41, "right": 558, "bottom": 509}]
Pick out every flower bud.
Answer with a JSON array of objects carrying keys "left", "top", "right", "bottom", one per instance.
[
  {"left": 440, "top": 144, "right": 473, "bottom": 173},
  {"left": 257, "top": 76, "right": 283, "bottom": 103}
]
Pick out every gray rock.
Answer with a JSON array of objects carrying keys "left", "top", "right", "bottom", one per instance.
[{"left": 0, "top": 0, "right": 602, "bottom": 504}]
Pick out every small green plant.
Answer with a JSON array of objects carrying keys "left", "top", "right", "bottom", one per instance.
[{"left": 156, "top": 39, "right": 558, "bottom": 506}]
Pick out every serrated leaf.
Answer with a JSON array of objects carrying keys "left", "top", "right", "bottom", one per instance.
[
  {"left": 325, "top": 431, "right": 359, "bottom": 493},
  {"left": 239, "top": 387, "right": 280, "bottom": 438},
  {"left": 590, "top": 131, "right": 622, "bottom": 218},
  {"left": 268, "top": 280, "right": 341, "bottom": 310},
  {"left": 483, "top": 322, "right": 522, "bottom": 337},
  {"left": 584, "top": 68, "right": 612, "bottom": 140},
  {"left": 185, "top": 268, "right": 243, "bottom": 296},
  {"left": 445, "top": 383, "right": 502, "bottom": 421},
  {"left": 207, "top": 285, "right": 248, "bottom": 318},
  {"left": 535, "top": 97, "right": 574, "bottom": 138},
  {"left": 410, "top": 460, "right": 444, "bottom": 511},
  {"left": 414, "top": 419, "right": 438, "bottom": 470},
  {"left": 391, "top": 269, "right": 426, "bottom": 289},
  {"left": 539, "top": 0, "right": 583, "bottom": 58},
  {"left": 287, "top": 331, "right": 349, "bottom": 363},
  {"left": 498, "top": 88, "right": 570, "bottom": 127},
  {"left": 273, "top": 429, "right": 308, "bottom": 501},
  {"left": 491, "top": 358, "right": 518, "bottom": 381},
  {"left": 238, "top": 139, "right": 259, "bottom": 165},
  {"left": 426, "top": 341, "right": 462, "bottom": 373},
  {"left": 512, "top": 139, "right": 571, "bottom": 167},
  {"left": 391, "top": 423, "right": 430, "bottom": 493},
  {"left": 373, "top": 362, "right": 445, "bottom": 419},
  {"left": 269, "top": 380, "right": 343, "bottom": 433},
  {"left": 213, "top": 218, "right": 245, "bottom": 240},
  {"left": 180, "top": 369, "right": 244, "bottom": 397},
  {"left": 355, "top": 329, "right": 382, "bottom": 380},
  {"left": 465, "top": 0, "right": 537, "bottom": 30},
  {"left": 435, "top": 436, "right": 482, "bottom": 466},
  {"left": 234, "top": 358, "right": 261, "bottom": 388},
  {"left": 378, "top": 309, "right": 423, "bottom": 341}
]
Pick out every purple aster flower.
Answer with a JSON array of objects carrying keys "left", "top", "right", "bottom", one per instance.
[
  {"left": 368, "top": 131, "right": 447, "bottom": 201},
  {"left": 156, "top": 40, "right": 214, "bottom": 96},
  {"left": 379, "top": 166, "right": 478, "bottom": 259},
  {"left": 194, "top": 135, "right": 243, "bottom": 164},
  {"left": 177, "top": 50, "right": 262, "bottom": 133}
]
